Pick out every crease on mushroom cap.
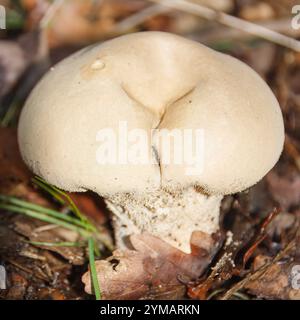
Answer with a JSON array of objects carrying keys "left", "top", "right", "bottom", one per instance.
[{"left": 18, "top": 32, "right": 284, "bottom": 253}]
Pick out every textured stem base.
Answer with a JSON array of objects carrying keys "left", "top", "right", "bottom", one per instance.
[{"left": 105, "top": 187, "right": 222, "bottom": 253}]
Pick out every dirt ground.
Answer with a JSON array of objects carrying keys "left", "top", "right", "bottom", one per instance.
[{"left": 0, "top": 0, "right": 300, "bottom": 300}]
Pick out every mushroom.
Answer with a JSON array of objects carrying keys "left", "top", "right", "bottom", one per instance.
[{"left": 18, "top": 32, "right": 284, "bottom": 253}]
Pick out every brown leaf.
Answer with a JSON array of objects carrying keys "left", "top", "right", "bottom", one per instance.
[
  {"left": 0, "top": 127, "right": 31, "bottom": 193},
  {"left": 267, "top": 212, "right": 296, "bottom": 238},
  {"left": 239, "top": 2, "right": 275, "bottom": 21},
  {"left": 267, "top": 171, "right": 300, "bottom": 210},
  {"left": 242, "top": 208, "right": 279, "bottom": 267},
  {"left": 0, "top": 127, "right": 52, "bottom": 208},
  {"left": 0, "top": 217, "right": 79, "bottom": 300},
  {"left": 187, "top": 207, "right": 280, "bottom": 300},
  {"left": 14, "top": 216, "right": 85, "bottom": 265},
  {"left": 0, "top": 41, "right": 27, "bottom": 98},
  {"left": 21, "top": 0, "right": 50, "bottom": 31},
  {"left": 245, "top": 255, "right": 300, "bottom": 300},
  {"left": 245, "top": 43, "right": 276, "bottom": 78},
  {"left": 69, "top": 192, "right": 108, "bottom": 225},
  {"left": 47, "top": 0, "right": 146, "bottom": 48},
  {"left": 0, "top": 31, "right": 42, "bottom": 100},
  {"left": 5, "top": 272, "right": 28, "bottom": 300},
  {"left": 82, "top": 231, "right": 221, "bottom": 300}
]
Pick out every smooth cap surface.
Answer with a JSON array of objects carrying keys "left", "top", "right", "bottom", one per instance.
[{"left": 18, "top": 32, "right": 284, "bottom": 196}]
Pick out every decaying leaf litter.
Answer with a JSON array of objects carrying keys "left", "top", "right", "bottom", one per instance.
[{"left": 0, "top": 0, "right": 300, "bottom": 300}]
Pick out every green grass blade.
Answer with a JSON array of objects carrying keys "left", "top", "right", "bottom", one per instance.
[
  {"left": 88, "top": 237, "right": 101, "bottom": 300},
  {"left": 33, "top": 177, "right": 93, "bottom": 228},
  {"left": 0, "top": 194, "right": 113, "bottom": 251},
  {"left": 32, "top": 178, "right": 65, "bottom": 205},
  {"left": 0, "top": 203, "right": 92, "bottom": 238},
  {"left": 1, "top": 100, "right": 21, "bottom": 127},
  {"left": 0, "top": 194, "right": 94, "bottom": 231}
]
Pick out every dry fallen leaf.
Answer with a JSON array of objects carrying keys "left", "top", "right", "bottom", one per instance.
[
  {"left": 14, "top": 216, "right": 85, "bottom": 265},
  {"left": 239, "top": 2, "right": 275, "bottom": 21},
  {"left": 20, "top": 0, "right": 50, "bottom": 31},
  {"left": 47, "top": 0, "right": 146, "bottom": 48},
  {"left": 267, "top": 171, "right": 300, "bottom": 210},
  {"left": 245, "top": 254, "right": 300, "bottom": 300},
  {"left": 0, "top": 41, "right": 28, "bottom": 98},
  {"left": 82, "top": 231, "right": 221, "bottom": 300},
  {"left": 0, "top": 127, "right": 31, "bottom": 193}
]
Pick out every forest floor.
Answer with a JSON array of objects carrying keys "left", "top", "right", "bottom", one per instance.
[{"left": 0, "top": 0, "right": 300, "bottom": 300}]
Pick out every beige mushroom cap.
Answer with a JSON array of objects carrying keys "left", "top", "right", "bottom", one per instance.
[{"left": 18, "top": 32, "right": 284, "bottom": 196}]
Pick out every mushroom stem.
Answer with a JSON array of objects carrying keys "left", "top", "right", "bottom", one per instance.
[{"left": 105, "top": 187, "right": 222, "bottom": 253}]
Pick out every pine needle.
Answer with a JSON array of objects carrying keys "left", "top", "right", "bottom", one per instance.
[{"left": 88, "top": 237, "right": 101, "bottom": 300}]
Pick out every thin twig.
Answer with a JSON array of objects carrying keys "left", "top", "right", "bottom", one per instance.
[
  {"left": 150, "top": 0, "right": 300, "bottom": 51},
  {"left": 113, "top": 4, "right": 171, "bottom": 33},
  {"left": 33, "top": 224, "right": 60, "bottom": 233},
  {"left": 285, "top": 134, "right": 300, "bottom": 172},
  {"left": 195, "top": 18, "right": 300, "bottom": 44},
  {"left": 242, "top": 208, "right": 280, "bottom": 268},
  {"left": 220, "top": 239, "right": 296, "bottom": 300},
  {"left": 7, "top": 259, "right": 49, "bottom": 282},
  {"left": 40, "top": 0, "right": 65, "bottom": 29}
]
